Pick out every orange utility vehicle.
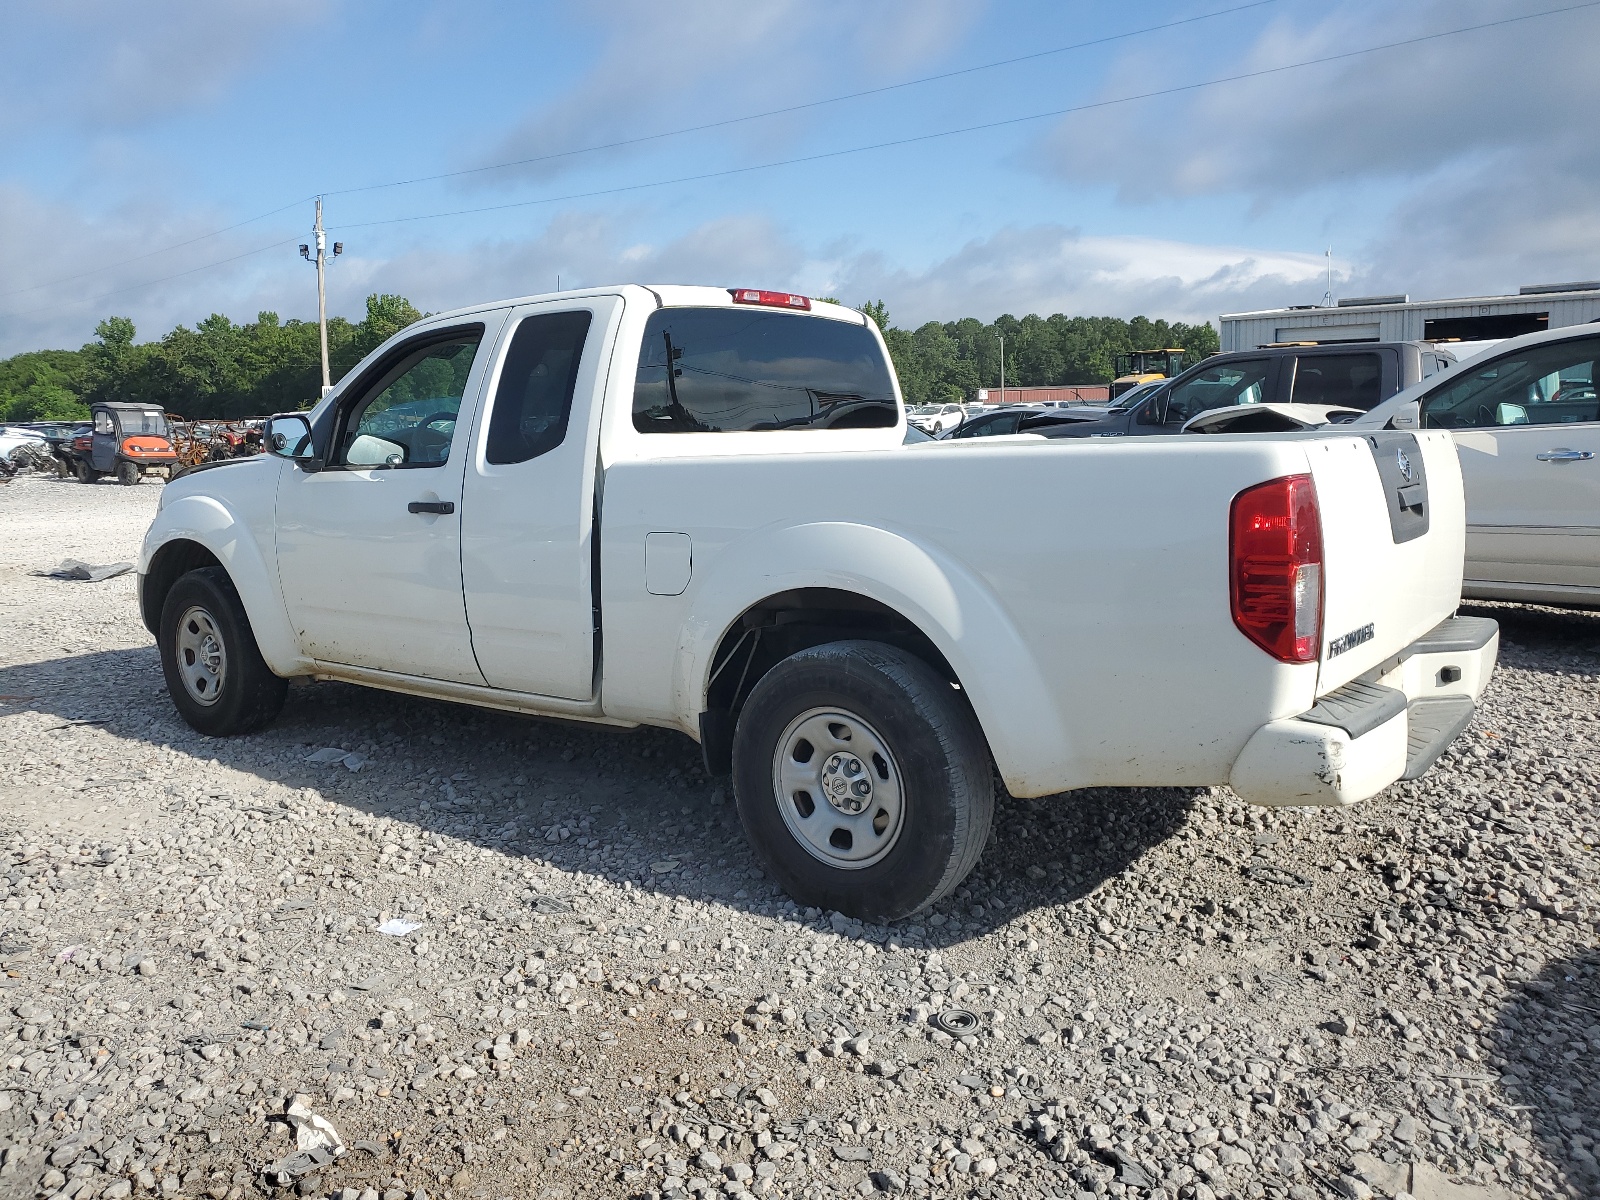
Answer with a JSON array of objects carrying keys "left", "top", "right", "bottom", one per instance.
[{"left": 62, "top": 402, "right": 179, "bottom": 485}]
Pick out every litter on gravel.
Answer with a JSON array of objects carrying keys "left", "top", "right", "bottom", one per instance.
[
  {"left": 375, "top": 918, "right": 422, "bottom": 936},
  {"left": 304, "top": 746, "right": 368, "bottom": 771},
  {"left": 36, "top": 558, "right": 133, "bottom": 582}
]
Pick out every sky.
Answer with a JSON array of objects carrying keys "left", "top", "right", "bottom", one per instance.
[{"left": 1, "top": 0, "right": 1597, "bottom": 356}]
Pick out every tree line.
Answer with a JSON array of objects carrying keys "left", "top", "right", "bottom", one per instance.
[
  {"left": 0, "top": 293, "right": 1218, "bottom": 422},
  {"left": 858, "top": 300, "right": 1219, "bottom": 406},
  {"left": 0, "top": 294, "right": 425, "bottom": 422}
]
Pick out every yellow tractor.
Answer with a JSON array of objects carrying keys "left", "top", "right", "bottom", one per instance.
[{"left": 1111, "top": 349, "right": 1187, "bottom": 399}]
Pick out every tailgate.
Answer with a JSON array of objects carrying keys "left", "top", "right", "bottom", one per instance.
[{"left": 1306, "top": 429, "right": 1466, "bottom": 694}]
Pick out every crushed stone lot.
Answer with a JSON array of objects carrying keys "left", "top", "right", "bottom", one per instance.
[{"left": 0, "top": 471, "right": 1596, "bottom": 1200}]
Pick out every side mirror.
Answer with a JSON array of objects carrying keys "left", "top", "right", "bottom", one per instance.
[
  {"left": 1495, "top": 402, "right": 1528, "bottom": 426},
  {"left": 1135, "top": 393, "right": 1164, "bottom": 425},
  {"left": 1390, "top": 400, "right": 1421, "bottom": 430},
  {"left": 265, "top": 413, "right": 322, "bottom": 471}
]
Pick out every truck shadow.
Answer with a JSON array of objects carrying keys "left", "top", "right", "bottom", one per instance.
[
  {"left": 1487, "top": 949, "right": 1600, "bottom": 1197},
  {"left": 0, "top": 646, "right": 1193, "bottom": 947}
]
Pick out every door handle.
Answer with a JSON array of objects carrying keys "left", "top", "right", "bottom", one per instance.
[
  {"left": 1535, "top": 449, "right": 1594, "bottom": 462},
  {"left": 407, "top": 500, "right": 455, "bottom": 514}
]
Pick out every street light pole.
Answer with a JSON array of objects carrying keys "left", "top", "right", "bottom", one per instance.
[{"left": 299, "top": 197, "right": 344, "bottom": 398}]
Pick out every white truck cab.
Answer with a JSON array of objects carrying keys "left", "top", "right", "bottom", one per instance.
[{"left": 139, "top": 284, "right": 1497, "bottom": 921}]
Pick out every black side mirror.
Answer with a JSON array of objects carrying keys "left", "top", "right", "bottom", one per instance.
[{"left": 1135, "top": 393, "right": 1165, "bottom": 425}]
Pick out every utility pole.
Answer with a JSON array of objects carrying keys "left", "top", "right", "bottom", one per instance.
[
  {"left": 299, "top": 197, "right": 343, "bottom": 397},
  {"left": 1321, "top": 246, "right": 1334, "bottom": 308},
  {"left": 998, "top": 333, "right": 1006, "bottom": 406}
]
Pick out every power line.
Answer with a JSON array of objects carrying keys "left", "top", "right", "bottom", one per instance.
[
  {"left": 327, "top": 1, "right": 1600, "bottom": 236},
  {"left": 0, "top": 197, "right": 312, "bottom": 301},
  {"left": 0, "top": 237, "right": 302, "bottom": 322},
  {"left": 0, "top": 1, "right": 1285, "bottom": 302},
  {"left": 7, "top": 0, "right": 1594, "bottom": 321},
  {"left": 323, "top": 0, "right": 1291, "bottom": 199}
]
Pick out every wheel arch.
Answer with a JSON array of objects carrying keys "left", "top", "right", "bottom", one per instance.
[
  {"left": 680, "top": 521, "right": 1070, "bottom": 789},
  {"left": 139, "top": 494, "right": 305, "bottom": 675}
]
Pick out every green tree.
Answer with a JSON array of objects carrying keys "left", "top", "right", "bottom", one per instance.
[{"left": 857, "top": 300, "right": 890, "bottom": 332}]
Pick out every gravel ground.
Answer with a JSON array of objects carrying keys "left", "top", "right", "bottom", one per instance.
[{"left": 0, "top": 470, "right": 1596, "bottom": 1200}]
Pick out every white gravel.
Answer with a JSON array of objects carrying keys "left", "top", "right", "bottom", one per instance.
[{"left": 0, "top": 470, "right": 1596, "bottom": 1200}]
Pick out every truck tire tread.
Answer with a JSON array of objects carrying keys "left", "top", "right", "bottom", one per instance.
[
  {"left": 731, "top": 640, "right": 993, "bottom": 922},
  {"left": 159, "top": 566, "right": 287, "bottom": 736}
]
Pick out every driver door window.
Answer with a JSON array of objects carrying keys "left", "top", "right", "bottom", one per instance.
[
  {"left": 1422, "top": 338, "right": 1600, "bottom": 428},
  {"left": 1164, "top": 359, "right": 1273, "bottom": 424},
  {"left": 339, "top": 331, "right": 483, "bottom": 467}
]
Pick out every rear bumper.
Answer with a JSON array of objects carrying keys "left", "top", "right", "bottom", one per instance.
[{"left": 1229, "top": 615, "right": 1499, "bottom": 807}]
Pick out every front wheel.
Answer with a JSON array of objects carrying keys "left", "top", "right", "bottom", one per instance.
[
  {"left": 732, "top": 641, "right": 993, "bottom": 922},
  {"left": 159, "top": 566, "right": 287, "bottom": 735},
  {"left": 116, "top": 461, "right": 140, "bottom": 486}
]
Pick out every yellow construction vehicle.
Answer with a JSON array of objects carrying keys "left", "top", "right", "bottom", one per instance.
[{"left": 1111, "top": 348, "right": 1187, "bottom": 398}]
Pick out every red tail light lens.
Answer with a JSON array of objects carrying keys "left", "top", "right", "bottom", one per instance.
[
  {"left": 729, "top": 288, "right": 810, "bottom": 311},
  {"left": 1230, "top": 473, "right": 1323, "bottom": 663}
]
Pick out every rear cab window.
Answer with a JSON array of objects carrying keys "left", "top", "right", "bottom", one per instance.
[{"left": 633, "top": 307, "right": 897, "bottom": 433}]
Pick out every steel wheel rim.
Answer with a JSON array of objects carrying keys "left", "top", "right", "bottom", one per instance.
[
  {"left": 175, "top": 605, "right": 227, "bottom": 707},
  {"left": 772, "top": 707, "right": 904, "bottom": 870}
]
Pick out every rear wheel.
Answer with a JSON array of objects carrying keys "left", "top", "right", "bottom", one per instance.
[
  {"left": 73, "top": 459, "right": 95, "bottom": 484},
  {"left": 159, "top": 566, "right": 287, "bottom": 735},
  {"left": 731, "top": 641, "right": 993, "bottom": 922},
  {"left": 116, "top": 461, "right": 140, "bottom": 486}
]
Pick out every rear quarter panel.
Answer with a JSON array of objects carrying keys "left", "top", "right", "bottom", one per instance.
[{"left": 599, "top": 437, "right": 1329, "bottom": 796}]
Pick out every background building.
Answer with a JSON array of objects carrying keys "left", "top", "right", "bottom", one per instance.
[{"left": 1220, "top": 281, "right": 1600, "bottom": 351}]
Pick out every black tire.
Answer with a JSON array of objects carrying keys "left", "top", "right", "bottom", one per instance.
[
  {"left": 731, "top": 641, "right": 993, "bottom": 922},
  {"left": 159, "top": 566, "right": 288, "bottom": 736},
  {"left": 116, "top": 461, "right": 140, "bottom": 486},
  {"left": 73, "top": 459, "right": 95, "bottom": 483}
]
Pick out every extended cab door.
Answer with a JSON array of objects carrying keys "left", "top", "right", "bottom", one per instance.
[
  {"left": 459, "top": 296, "right": 621, "bottom": 698},
  {"left": 274, "top": 318, "right": 506, "bottom": 683},
  {"left": 1420, "top": 334, "right": 1600, "bottom": 589}
]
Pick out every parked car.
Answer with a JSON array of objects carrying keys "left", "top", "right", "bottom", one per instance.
[
  {"left": 139, "top": 283, "right": 1495, "bottom": 920},
  {"left": 1355, "top": 325, "right": 1600, "bottom": 608},
  {"left": 1035, "top": 341, "right": 1453, "bottom": 439},
  {"left": 907, "top": 403, "right": 966, "bottom": 434}
]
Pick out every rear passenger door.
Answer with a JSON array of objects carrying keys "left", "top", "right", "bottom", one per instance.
[
  {"left": 459, "top": 297, "right": 621, "bottom": 698},
  {"left": 1289, "top": 349, "right": 1391, "bottom": 411},
  {"left": 1421, "top": 336, "right": 1600, "bottom": 590}
]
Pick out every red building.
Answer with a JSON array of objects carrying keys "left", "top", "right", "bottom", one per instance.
[{"left": 975, "top": 384, "right": 1110, "bottom": 405}]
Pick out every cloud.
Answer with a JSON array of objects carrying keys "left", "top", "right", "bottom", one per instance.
[
  {"left": 4, "top": 187, "right": 1342, "bottom": 359},
  {"left": 1033, "top": 0, "right": 1600, "bottom": 204},
  {"left": 1018, "top": 0, "right": 1600, "bottom": 312},
  {"left": 828, "top": 226, "right": 1332, "bottom": 327},
  {"left": 462, "top": 0, "right": 981, "bottom": 187},
  {"left": 338, "top": 212, "right": 811, "bottom": 315},
  {"left": 0, "top": 183, "right": 310, "bottom": 355},
  {"left": 0, "top": 0, "right": 327, "bottom": 132}
]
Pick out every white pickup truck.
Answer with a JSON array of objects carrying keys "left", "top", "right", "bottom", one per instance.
[{"left": 138, "top": 284, "right": 1499, "bottom": 921}]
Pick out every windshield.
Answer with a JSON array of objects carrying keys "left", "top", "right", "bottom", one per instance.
[
  {"left": 1110, "top": 382, "right": 1158, "bottom": 411},
  {"left": 116, "top": 409, "right": 167, "bottom": 436},
  {"left": 908, "top": 405, "right": 940, "bottom": 415}
]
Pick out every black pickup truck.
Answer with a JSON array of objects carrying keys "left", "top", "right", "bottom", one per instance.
[{"left": 944, "top": 341, "right": 1456, "bottom": 440}]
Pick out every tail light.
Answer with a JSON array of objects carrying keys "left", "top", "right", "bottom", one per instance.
[
  {"left": 1230, "top": 473, "right": 1323, "bottom": 663},
  {"left": 729, "top": 288, "right": 810, "bottom": 311}
]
